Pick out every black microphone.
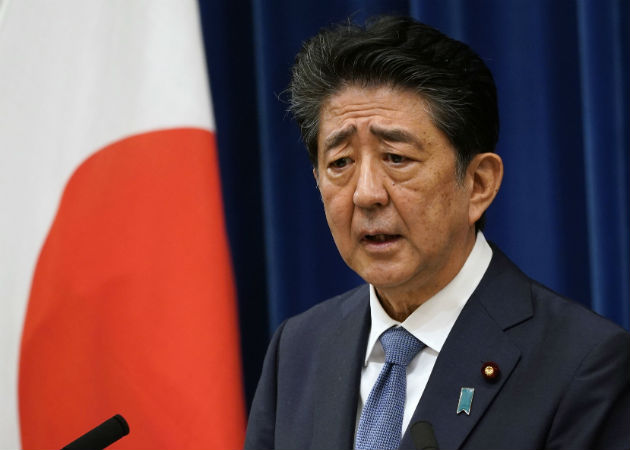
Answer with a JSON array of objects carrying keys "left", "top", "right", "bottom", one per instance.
[
  {"left": 61, "top": 414, "right": 129, "bottom": 450},
  {"left": 410, "top": 421, "right": 439, "bottom": 450}
]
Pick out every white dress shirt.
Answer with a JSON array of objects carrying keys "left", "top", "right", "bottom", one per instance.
[{"left": 355, "top": 232, "right": 493, "bottom": 437}]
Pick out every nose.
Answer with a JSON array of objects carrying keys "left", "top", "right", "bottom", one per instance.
[{"left": 353, "top": 159, "right": 389, "bottom": 208}]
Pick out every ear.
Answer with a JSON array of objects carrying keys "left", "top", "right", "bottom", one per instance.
[
  {"left": 313, "top": 168, "right": 319, "bottom": 188},
  {"left": 466, "top": 152, "right": 503, "bottom": 226}
]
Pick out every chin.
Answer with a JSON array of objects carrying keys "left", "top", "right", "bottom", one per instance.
[
  {"left": 359, "top": 269, "right": 413, "bottom": 290},
  {"left": 346, "top": 252, "right": 420, "bottom": 289}
]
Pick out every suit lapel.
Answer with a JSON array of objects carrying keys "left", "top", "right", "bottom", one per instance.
[
  {"left": 400, "top": 247, "right": 533, "bottom": 450},
  {"left": 310, "top": 286, "right": 371, "bottom": 450}
]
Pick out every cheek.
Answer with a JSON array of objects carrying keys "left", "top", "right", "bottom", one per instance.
[
  {"left": 322, "top": 199, "right": 356, "bottom": 260},
  {"left": 324, "top": 203, "right": 350, "bottom": 233},
  {"left": 321, "top": 189, "right": 352, "bottom": 232},
  {"left": 396, "top": 180, "right": 463, "bottom": 231}
]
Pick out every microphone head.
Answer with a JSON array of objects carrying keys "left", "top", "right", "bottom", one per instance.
[
  {"left": 410, "top": 421, "right": 439, "bottom": 450},
  {"left": 62, "top": 414, "right": 129, "bottom": 450},
  {"left": 111, "top": 414, "right": 130, "bottom": 435}
]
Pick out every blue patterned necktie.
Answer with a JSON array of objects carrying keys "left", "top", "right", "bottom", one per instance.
[{"left": 355, "top": 326, "right": 425, "bottom": 450}]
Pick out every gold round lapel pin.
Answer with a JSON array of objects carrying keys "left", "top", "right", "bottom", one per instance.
[{"left": 482, "top": 361, "right": 500, "bottom": 381}]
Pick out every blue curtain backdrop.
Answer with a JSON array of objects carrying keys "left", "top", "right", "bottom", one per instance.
[{"left": 198, "top": 0, "right": 629, "bottom": 407}]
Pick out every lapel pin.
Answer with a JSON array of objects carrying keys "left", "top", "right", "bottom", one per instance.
[
  {"left": 457, "top": 387, "right": 474, "bottom": 415},
  {"left": 482, "top": 361, "right": 500, "bottom": 381}
]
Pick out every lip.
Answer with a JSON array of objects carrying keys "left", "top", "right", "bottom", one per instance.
[{"left": 359, "top": 232, "right": 403, "bottom": 252}]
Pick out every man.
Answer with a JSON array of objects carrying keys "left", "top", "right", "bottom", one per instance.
[{"left": 244, "top": 16, "right": 629, "bottom": 450}]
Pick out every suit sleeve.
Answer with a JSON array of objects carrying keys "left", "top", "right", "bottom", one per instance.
[
  {"left": 244, "top": 320, "right": 287, "bottom": 450},
  {"left": 546, "top": 329, "right": 630, "bottom": 450}
]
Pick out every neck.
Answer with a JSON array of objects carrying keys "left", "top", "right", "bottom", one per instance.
[{"left": 376, "top": 230, "right": 477, "bottom": 322}]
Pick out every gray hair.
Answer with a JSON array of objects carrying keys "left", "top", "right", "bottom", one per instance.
[{"left": 288, "top": 15, "right": 499, "bottom": 182}]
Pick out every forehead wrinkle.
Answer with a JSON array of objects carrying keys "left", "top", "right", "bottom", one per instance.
[{"left": 369, "top": 124, "right": 423, "bottom": 150}]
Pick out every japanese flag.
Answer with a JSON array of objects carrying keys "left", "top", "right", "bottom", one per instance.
[{"left": 0, "top": 1, "right": 245, "bottom": 448}]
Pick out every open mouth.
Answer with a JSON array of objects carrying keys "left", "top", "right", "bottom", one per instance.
[{"left": 363, "top": 234, "right": 401, "bottom": 243}]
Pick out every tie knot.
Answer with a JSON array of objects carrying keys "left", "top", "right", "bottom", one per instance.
[{"left": 380, "top": 327, "right": 424, "bottom": 366}]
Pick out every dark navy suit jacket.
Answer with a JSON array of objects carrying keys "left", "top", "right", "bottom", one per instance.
[{"left": 244, "top": 248, "right": 630, "bottom": 449}]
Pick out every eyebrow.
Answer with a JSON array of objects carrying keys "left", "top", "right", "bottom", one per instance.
[{"left": 322, "top": 125, "right": 357, "bottom": 152}]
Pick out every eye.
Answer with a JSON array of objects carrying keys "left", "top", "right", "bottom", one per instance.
[
  {"left": 385, "top": 153, "right": 407, "bottom": 164},
  {"left": 329, "top": 157, "right": 351, "bottom": 169}
]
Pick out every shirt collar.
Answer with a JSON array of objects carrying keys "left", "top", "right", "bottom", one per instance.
[{"left": 364, "top": 231, "right": 493, "bottom": 365}]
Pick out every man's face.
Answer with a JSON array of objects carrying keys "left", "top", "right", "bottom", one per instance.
[{"left": 315, "top": 85, "right": 476, "bottom": 301}]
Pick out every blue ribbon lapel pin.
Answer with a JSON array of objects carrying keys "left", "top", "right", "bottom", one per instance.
[{"left": 457, "top": 387, "right": 474, "bottom": 415}]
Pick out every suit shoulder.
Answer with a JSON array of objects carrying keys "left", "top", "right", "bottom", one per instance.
[
  {"left": 281, "top": 284, "right": 368, "bottom": 336},
  {"left": 529, "top": 279, "right": 628, "bottom": 340},
  {"left": 282, "top": 284, "right": 369, "bottom": 342},
  {"left": 507, "top": 278, "right": 630, "bottom": 378},
  {"left": 487, "top": 244, "right": 627, "bottom": 341}
]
